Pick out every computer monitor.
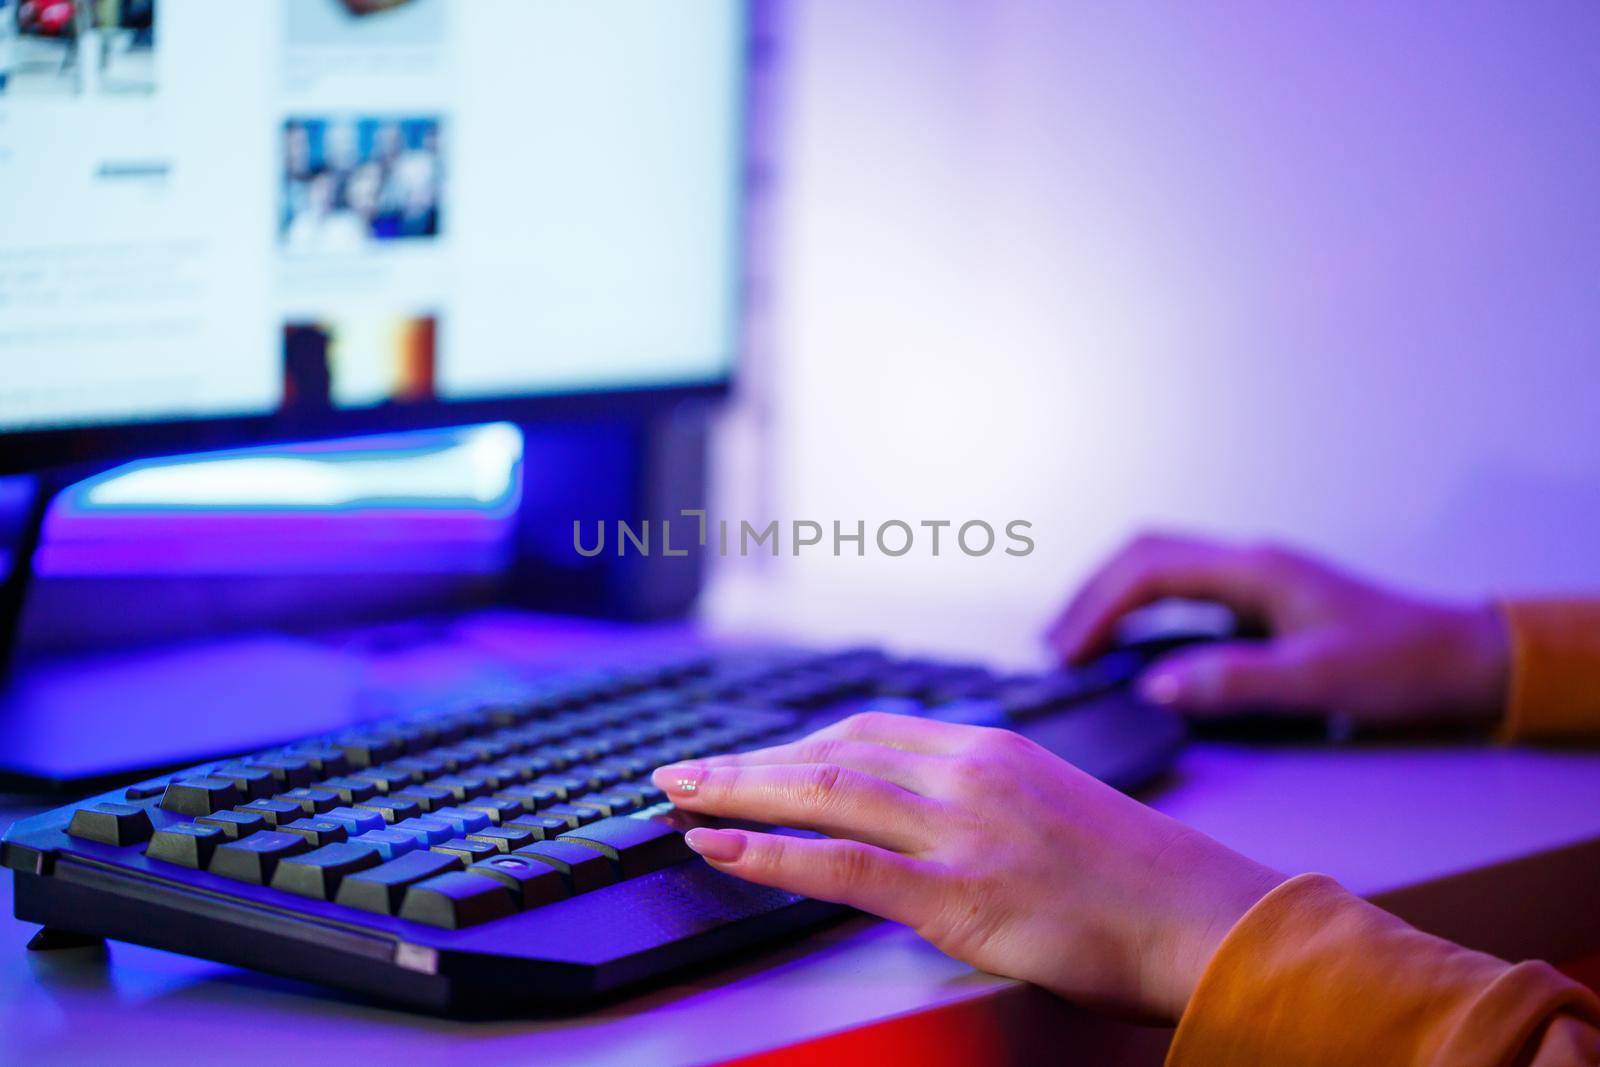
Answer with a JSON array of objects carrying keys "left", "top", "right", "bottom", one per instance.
[{"left": 0, "top": 0, "right": 748, "bottom": 476}]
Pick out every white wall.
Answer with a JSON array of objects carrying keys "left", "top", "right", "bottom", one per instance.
[{"left": 706, "top": 1, "right": 1600, "bottom": 655}]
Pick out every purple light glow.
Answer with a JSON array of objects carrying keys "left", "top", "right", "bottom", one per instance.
[
  {"left": 717, "top": 1, "right": 1600, "bottom": 637},
  {"left": 34, "top": 424, "right": 521, "bottom": 577}
]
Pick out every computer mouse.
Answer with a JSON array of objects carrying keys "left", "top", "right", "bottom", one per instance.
[{"left": 1107, "top": 600, "right": 1333, "bottom": 741}]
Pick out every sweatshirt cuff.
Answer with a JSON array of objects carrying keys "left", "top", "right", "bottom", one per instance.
[
  {"left": 1497, "top": 599, "right": 1600, "bottom": 743},
  {"left": 1165, "top": 872, "right": 1597, "bottom": 1067}
]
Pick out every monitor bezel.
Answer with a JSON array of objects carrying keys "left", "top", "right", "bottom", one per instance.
[{"left": 0, "top": 379, "right": 732, "bottom": 476}]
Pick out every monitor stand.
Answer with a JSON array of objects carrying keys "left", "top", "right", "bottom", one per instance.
[{"left": 0, "top": 465, "right": 99, "bottom": 684}]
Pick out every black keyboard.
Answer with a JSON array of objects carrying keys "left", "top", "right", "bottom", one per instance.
[{"left": 2, "top": 644, "right": 1186, "bottom": 1015}]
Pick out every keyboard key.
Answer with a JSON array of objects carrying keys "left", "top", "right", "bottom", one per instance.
[
  {"left": 196, "top": 809, "right": 267, "bottom": 839},
  {"left": 430, "top": 774, "right": 491, "bottom": 802},
  {"left": 279, "top": 818, "right": 349, "bottom": 847},
  {"left": 532, "top": 745, "right": 577, "bottom": 770},
  {"left": 389, "top": 784, "right": 452, "bottom": 813},
  {"left": 505, "top": 815, "right": 569, "bottom": 841},
  {"left": 427, "top": 718, "right": 474, "bottom": 743},
  {"left": 496, "top": 784, "right": 558, "bottom": 812},
  {"left": 380, "top": 761, "right": 428, "bottom": 786},
  {"left": 556, "top": 743, "right": 606, "bottom": 766},
  {"left": 460, "top": 798, "right": 524, "bottom": 825},
  {"left": 281, "top": 743, "right": 351, "bottom": 776},
  {"left": 389, "top": 755, "right": 450, "bottom": 780},
  {"left": 209, "top": 764, "right": 278, "bottom": 801},
  {"left": 146, "top": 823, "right": 225, "bottom": 867},
  {"left": 334, "top": 734, "right": 401, "bottom": 768},
  {"left": 561, "top": 816, "right": 692, "bottom": 878},
  {"left": 276, "top": 787, "right": 339, "bottom": 815},
  {"left": 463, "top": 764, "right": 509, "bottom": 791},
  {"left": 385, "top": 723, "right": 439, "bottom": 753},
  {"left": 536, "top": 774, "right": 590, "bottom": 800},
  {"left": 67, "top": 802, "right": 154, "bottom": 846},
  {"left": 270, "top": 842, "right": 383, "bottom": 899},
  {"left": 540, "top": 803, "right": 600, "bottom": 830},
  {"left": 570, "top": 792, "right": 640, "bottom": 818},
  {"left": 235, "top": 798, "right": 301, "bottom": 828},
  {"left": 638, "top": 741, "right": 691, "bottom": 765},
  {"left": 465, "top": 854, "right": 568, "bottom": 909},
  {"left": 123, "top": 778, "right": 171, "bottom": 801},
  {"left": 597, "top": 756, "right": 651, "bottom": 779},
  {"left": 466, "top": 825, "right": 536, "bottom": 853},
  {"left": 426, "top": 807, "right": 492, "bottom": 836},
  {"left": 399, "top": 871, "right": 517, "bottom": 929},
  {"left": 349, "top": 767, "right": 414, "bottom": 794},
  {"left": 485, "top": 790, "right": 533, "bottom": 816},
  {"left": 244, "top": 757, "right": 315, "bottom": 790},
  {"left": 158, "top": 777, "right": 243, "bottom": 816},
  {"left": 492, "top": 756, "right": 551, "bottom": 782},
  {"left": 315, "top": 776, "right": 380, "bottom": 804},
  {"left": 460, "top": 739, "right": 514, "bottom": 762},
  {"left": 210, "top": 831, "right": 308, "bottom": 884},
  {"left": 319, "top": 806, "right": 386, "bottom": 837},
  {"left": 617, "top": 782, "right": 666, "bottom": 807},
  {"left": 351, "top": 828, "right": 419, "bottom": 860},
  {"left": 580, "top": 766, "right": 626, "bottom": 791},
  {"left": 514, "top": 840, "right": 617, "bottom": 893},
  {"left": 509, "top": 727, "right": 560, "bottom": 751},
  {"left": 431, "top": 837, "right": 500, "bottom": 863},
  {"left": 336, "top": 850, "right": 464, "bottom": 915},
  {"left": 354, "top": 796, "right": 422, "bottom": 823},
  {"left": 424, "top": 745, "right": 477, "bottom": 773},
  {"left": 605, "top": 728, "right": 651, "bottom": 750},
  {"left": 391, "top": 816, "right": 454, "bottom": 846},
  {"left": 479, "top": 704, "right": 531, "bottom": 728},
  {"left": 553, "top": 766, "right": 603, "bottom": 793}
]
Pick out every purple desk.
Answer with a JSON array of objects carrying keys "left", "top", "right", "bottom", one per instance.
[{"left": 2, "top": 611, "right": 1599, "bottom": 1065}]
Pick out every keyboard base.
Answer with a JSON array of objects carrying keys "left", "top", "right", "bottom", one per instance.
[{"left": 14, "top": 857, "right": 849, "bottom": 1015}]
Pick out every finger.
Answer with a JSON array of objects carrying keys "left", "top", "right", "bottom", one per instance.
[
  {"left": 683, "top": 826, "right": 939, "bottom": 929},
  {"left": 807, "top": 709, "right": 980, "bottom": 755},
  {"left": 695, "top": 736, "right": 946, "bottom": 795},
  {"left": 651, "top": 761, "right": 941, "bottom": 853},
  {"left": 1136, "top": 639, "right": 1328, "bottom": 715},
  {"left": 1046, "top": 533, "right": 1283, "bottom": 663}
]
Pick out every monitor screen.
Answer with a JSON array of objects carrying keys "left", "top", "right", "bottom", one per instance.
[{"left": 0, "top": 0, "right": 745, "bottom": 453}]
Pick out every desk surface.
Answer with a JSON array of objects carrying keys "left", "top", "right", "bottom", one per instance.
[{"left": 4, "top": 610, "right": 1600, "bottom": 1066}]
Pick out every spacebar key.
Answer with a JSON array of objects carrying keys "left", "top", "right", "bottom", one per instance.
[
  {"left": 559, "top": 816, "right": 692, "bottom": 878},
  {"left": 336, "top": 850, "right": 464, "bottom": 915}
]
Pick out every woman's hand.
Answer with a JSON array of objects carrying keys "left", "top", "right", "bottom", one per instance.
[
  {"left": 1047, "top": 531, "right": 1509, "bottom": 726},
  {"left": 651, "top": 712, "right": 1285, "bottom": 1021}
]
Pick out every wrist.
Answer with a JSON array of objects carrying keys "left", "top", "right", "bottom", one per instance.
[
  {"left": 1441, "top": 602, "right": 1510, "bottom": 724},
  {"left": 1142, "top": 828, "right": 1287, "bottom": 1021}
]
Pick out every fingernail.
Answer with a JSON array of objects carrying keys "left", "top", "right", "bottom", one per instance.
[
  {"left": 685, "top": 827, "right": 746, "bottom": 862},
  {"left": 652, "top": 763, "right": 706, "bottom": 797},
  {"left": 1140, "top": 670, "right": 1184, "bottom": 706}
]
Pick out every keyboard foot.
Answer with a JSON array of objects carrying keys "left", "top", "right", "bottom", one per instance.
[{"left": 26, "top": 927, "right": 105, "bottom": 952}]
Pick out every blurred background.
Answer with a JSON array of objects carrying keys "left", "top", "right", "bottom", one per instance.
[
  {"left": 705, "top": 0, "right": 1600, "bottom": 657},
  {"left": 12, "top": 0, "right": 1600, "bottom": 667}
]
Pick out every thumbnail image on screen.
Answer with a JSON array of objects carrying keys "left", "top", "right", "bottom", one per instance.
[
  {"left": 1, "top": 0, "right": 156, "bottom": 96},
  {"left": 285, "top": 0, "right": 442, "bottom": 48},
  {"left": 282, "top": 117, "right": 442, "bottom": 251},
  {"left": 283, "top": 312, "right": 437, "bottom": 412}
]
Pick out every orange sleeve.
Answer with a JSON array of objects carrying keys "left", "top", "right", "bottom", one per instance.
[
  {"left": 1499, "top": 600, "right": 1600, "bottom": 743},
  {"left": 1166, "top": 874, "right": 1600, "bottom": 1067}
]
